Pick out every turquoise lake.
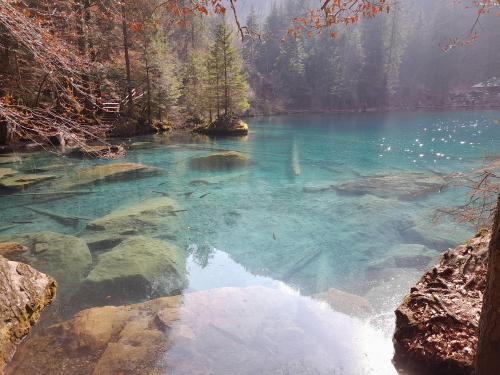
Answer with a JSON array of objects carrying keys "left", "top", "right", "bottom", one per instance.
[{"left": 2, "top": 111, "right": 500, "bottom": 374}]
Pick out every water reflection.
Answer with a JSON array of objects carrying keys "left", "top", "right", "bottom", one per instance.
[{"left": 1, "top": 111, "right": 500, "bottom": 374}]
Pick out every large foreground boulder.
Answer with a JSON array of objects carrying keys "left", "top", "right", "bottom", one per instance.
[
  {"left": 8, "top": 286, "right": 396, "bottom": 375},
  {"left": 8, "top": 292, "right": 180, "bottom": 375},
  {"left": 193, "top": 115, "right": 249, "bottom": 136},
  {"left": 77, "top": 237, "right": 186, "bottom": 308},
  {"left": 0, "top": 232, "right": 92, "bottom": 291},
  {"left": 0, "top": 256, "right": 56, "bottom": 371},
  {"left": 393, "top": 230, "right": 489, "bottom": 375}
]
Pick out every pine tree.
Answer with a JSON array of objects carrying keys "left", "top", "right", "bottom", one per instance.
[
  {"left": 207, "top": 22, "right": 249, "bottom": 117},
  {"left": 184, "top": 50, "right": 209, "bottom": 119}
]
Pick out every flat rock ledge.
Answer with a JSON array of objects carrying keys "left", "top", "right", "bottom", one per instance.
[
  {"left": 393, "top": 230, "right": 489, "bottom": 375},
  {"left": 0, "top": 255, "right": 56, "bottom": 372}
]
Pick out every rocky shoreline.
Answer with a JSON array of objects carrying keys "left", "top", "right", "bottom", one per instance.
[
  {"left": 393, "top": 230, "right": 489, "bottom": 375},
  {"left": 0, "top": 253, "right": 56, "bottom": 372}
]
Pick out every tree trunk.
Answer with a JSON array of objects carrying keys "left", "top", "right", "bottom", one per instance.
[
  {"left": 0, "top": 121, "right": 11, "bottom": 145},
  {"left": 121, "top": 2, "right": 133, "bottom": 116},
  {"left": 144, "top": 40, "right": 151, "bottom": 126},
  {"left": 475, "top": 194, "right": 500, "bottom": 374},
  {"left": 224, "top": 41, "right": 229, "bottom": 115}
]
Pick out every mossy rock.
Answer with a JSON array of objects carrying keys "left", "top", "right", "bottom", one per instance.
[
  {"left": 77, "top": 237, "right": 186, "bottom": 308},
  {"left": 0, "top": 155, "right": 21, "bottom": 165},
  {"left": 0, "top": 173, "right": 57, "bottom": 193},
  {"left": 189, "top": 151, "right": 250, "bottom": 172},
  {"left": 0, "top": 168, "right": 16, "bottom": 179},
  {"left": 57, "top": 163, "right": 161, "bottom": 190},
  {"left": 82, "top": 197, "right": 180, "bottom": 251},
  {"left": 1, "top": 232, "right": 92, "bottom": 291}
]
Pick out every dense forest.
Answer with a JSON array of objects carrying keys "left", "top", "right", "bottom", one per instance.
[{"left": 1, "top": 0, "right": 499, "bottom": 147}]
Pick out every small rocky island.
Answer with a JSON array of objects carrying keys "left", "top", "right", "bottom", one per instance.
[
  {"left": 193, "top": 115, "right": 249, "bottom": 136},
  {"left": 393, "top": 230, "right": 489, "bottom": 375}
]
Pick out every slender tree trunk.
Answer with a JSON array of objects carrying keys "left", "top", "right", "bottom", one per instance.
[
  {"left": 224, "top": 41, "right": 229, "bottom": 115},
  {"left": 215, "top": 53, "right": 220, "bottom": 118},
  {"left": 121, "top": 2, "right": 133, "bottom": 116},
  {"left": 144, "top": 41, "right": 151, "bottom": 126},
  {"left": 75, "top": 0, "right": 93, "bottom": 110},
  {"left": 475, "top": 195, "right": 500, "bottom": 374},
  {"left": 0, "top": 121, "right": 11, "bottom": 145}
]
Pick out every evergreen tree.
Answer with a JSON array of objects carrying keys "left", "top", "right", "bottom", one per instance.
[
  {"left": 184, "top": 50, "right": 209, "bottom": 119},
  {"left": 207, "top": 22, "right": 249, "bottom": 117}
]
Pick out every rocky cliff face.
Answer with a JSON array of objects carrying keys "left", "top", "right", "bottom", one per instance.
[
  {"left": 0, "top": 253, "right": 56, "bottom": 372},
  {"left": 393, "top": 230, "right": 489, "bottom": 375}
]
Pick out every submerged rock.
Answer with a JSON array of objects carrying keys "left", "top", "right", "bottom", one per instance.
[
  {"left": 8, "top": 286, "right": 396, "bottom": 375},
  {"left": 77, "top": 237, "right": 186, "bottom": 308},
  {"left": 193, "top": 115, "right": 249, "bottom": 136},
  {"left": 0, "top": 242, "right": 26, "bottom": 258},
  {"left": 82, "top": 197, "right": 180, "bottom": 251},
  {"left": 189, "top": 151, "right": 250, "bottom": 172},
  {"left": 332, "top": 173, "right": 447, "bottom": 200},
  {"left": 1, "top": 232, "right": 92, "bottom": 291},
  {"left": 57, "top": 163, "right": 160, "bottom": 190},
  {"left": 0, "top": 155, "right": 21, "bottom": 165},
  {"left": 0, "top": 173, "right": 57, "bottom": 192},
  {"left": 312, "top": 288, "right": 374, "bottom": 318},
  {"left": 8, "top": 292, "right": 181, "bottom": 375},
  {"left": 0, "top": 256, "right": 56, "bottom": 371},
  {"left": 393, "top": 230, "right": 489, "bottom": 375},
  {"left": 0, "top": 168, "right": 15, "bottom": 179},
  {"left": 69, "top": 145, "right": 125, "bottom": 159}
]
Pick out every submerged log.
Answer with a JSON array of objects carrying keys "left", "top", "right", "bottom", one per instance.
[
  {"left": 27, "top": 207, "right": 90, "bottom": 227},
  {"left": 393, "top": 230, "right": 489, "bottom": 375}
]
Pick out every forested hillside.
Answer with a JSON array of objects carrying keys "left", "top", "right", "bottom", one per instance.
[
  {"left": 244, "top": 0, "right": 500, "bottom": 113},
  {"left": 0, "top": 0, "right": 498, "bottom": 146}
]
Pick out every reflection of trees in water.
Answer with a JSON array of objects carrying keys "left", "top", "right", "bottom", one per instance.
[{"left": 189, "top": 243, "right": 216, "bottom": 269}]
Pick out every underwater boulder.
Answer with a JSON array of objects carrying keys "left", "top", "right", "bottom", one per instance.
[
  {"left": 333, "top": 172, "right": 447, "bottom": 200},
  {"left": 77, "top": 237, "right": 186, "bottom": 307},
  {"left": 8, "top": 293, "right": 181, "bottom": 375},
  {"left": 0, "top": 256, "right": 56, "bottom": 371},
  {"left": 1, "top": 232, "right": 92, "bottom": 291},
  {"left": 0, "top": 168, "right": 15, "bottom": 179},
  {"left": 57, "top": 163, "right": 161, "bottom": 190},
  {"left": 189, "top": 151, "right": 250, "bottom": 172},
  {"left": 82, "top": 197, "right": 180, "bottom": 251},
  {"left": 312, "top": 288, "right": 374, "bottom": 318},
  {"left": 0, "top": 155, "right": 21, "bottom": 165},
  {"left": 0, "top": 173, "right": 57, "bottom": 193},
  {"left": 7, "top": 286, "right": 397, "bottom": 375}
]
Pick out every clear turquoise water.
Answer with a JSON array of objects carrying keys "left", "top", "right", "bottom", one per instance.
[{"left": 2, "top": 110, "right": 500, "bottom": 374}]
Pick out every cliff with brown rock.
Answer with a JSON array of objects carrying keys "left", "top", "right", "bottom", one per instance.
[
  {"left": 393, "top": 230, "right": 489, "bottom": 375},
  {"left": 0, "top": 252, "right": 56, "bottom": 372}
]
